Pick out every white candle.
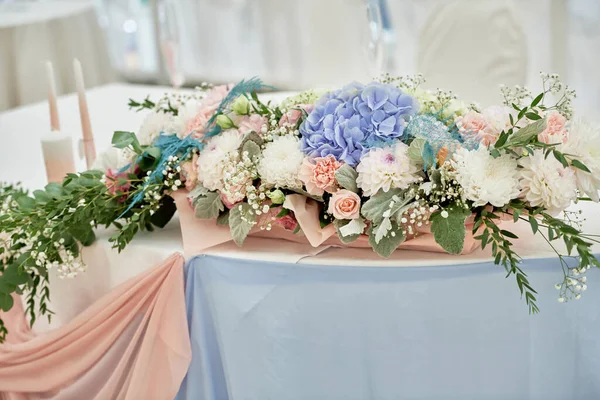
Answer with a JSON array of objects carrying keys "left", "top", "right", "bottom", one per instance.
[
  {"left": 41, "top": 130, "right": 76, "bottom": 183},
  {"left": 46, "top": 61, "right": 60, "bottom": 131},
  {"left": 73, "top": 58, "right": 96, "bottom": 169}
]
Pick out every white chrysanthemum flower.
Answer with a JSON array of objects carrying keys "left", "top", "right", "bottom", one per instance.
[
  {"left": 451, "top": 146, "right": 520, "bottom": 207},
  {"left": 196, "top": 130, "right": 243, "bottom": 191},
  {"left": 519, "top": 150, "right": 577, "bottom": 215},
  {"left": 560, "top": 119, "right": 600, "bottom": 201},
  {"left": 356, "top": 142, "right": 419, "bottom": 197},
  {"left": 137, "top": 111, "right": 183, "bottom": 145},
  {"left": 91, "top": 147, "right": 131, "bottom": 172},
  {"left": 174, "top": 100, "right": 202, "bottom": 139},
  {"left": 257, "top": 135, "right": 304, "bottom": 188}
]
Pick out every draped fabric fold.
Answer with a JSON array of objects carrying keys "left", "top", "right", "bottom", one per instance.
[{"left": 0, "top": 253, "right": 191, "bottom": 400}]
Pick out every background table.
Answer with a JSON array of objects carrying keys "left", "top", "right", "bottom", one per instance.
[{"left": 0, "top": 0, "right": 115, "bottom": 111}]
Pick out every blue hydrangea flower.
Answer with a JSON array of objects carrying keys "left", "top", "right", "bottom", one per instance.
[{"left": 300, "top": 82, "right": 418, "bottom": 166}]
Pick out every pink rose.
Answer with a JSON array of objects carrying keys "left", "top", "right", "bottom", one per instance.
[
  {"left": 234, "top": 114, "right": 267, "bottom": 135},
  {"left": 479, "top": 106, "right": 513, "bottom": 146},
  {"left": 458, "top": 111, "right": 487, "bottom": 137},
  {"left": 279, "top": 104, "right": 315, "bottom": 127},
  {"left": 328, "top": 189, "right": 361, "bottom": 220},
  {"left": 538, "top": 111, "right": 568, "bottom": 144},
  {"left": 298, "top": 155, "right": 342, "bottom": 196},
  {"left": 180, "top": 154, "right": 199, "bottom": 191},
  {"left": 105, "top": 168, "right": 131, "bottom": 201},
  {"left": 276, "top": 213, "right": 298, "bottom": 231}
]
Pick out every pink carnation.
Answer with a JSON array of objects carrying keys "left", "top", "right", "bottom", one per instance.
[
  {"left": 298, "top": 155, "right": 342, "bottom": 196},
  {"left": 105, "top": 168, "right": 131, "bottom": 201},
  {"left": 538, "top": 111, "right": 568, "bottom": 144},
  {"left": 180, "top": 154, "right": 199, "bottom": 191},
  {"left": 234, "top": 114, "right": 267, "bottom": 135},
  {"left": 458, "top": 111, "right": 488, "bottom": 137},
  {"left": 276, "top": 213, "right": 299, "bottom": 231},
  {"left": 186, "top": 84, "right": 233, "bottom": 139},
  {"left": 279, "top": 104, "right": 315, "bottom": 127}
]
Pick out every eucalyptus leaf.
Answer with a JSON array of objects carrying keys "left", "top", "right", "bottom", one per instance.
[
  {"left": 0, "top": 292, "right": 14, "bottom": 312},
  {"left": 242, "top": 140, "right": 261, "bottom": 161},
  {"left": 367, "top": 220, "right": 406, "bottom": 258},
  {"left": 407, "top": 137, "right": 427, "bottom": 164},
  {"left": 430, "top": 203, "right": 471, "bottom": 254},
  {"left": 506, "top": 118, "right": 547, "bottom": 145},
  {"left": 229, "top": 203, "right": 255, "bottom": 246},
  {"left": 335, "top": 164, "right": 359, "bottom": 193},
  {"left": 194, "top": 192, "right": 224, "bottom": 219}
]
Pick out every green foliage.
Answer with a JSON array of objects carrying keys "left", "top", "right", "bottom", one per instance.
[
  {"left": 430, "top": 203, "right": 471, "bottom": 254},
  {"left": 194, "top": 192, "right": 225, "bottom": 219},
  {"left": 112, "top": 131, "right": 143, "bottom": 154},
  {"left": 367, "top": 220, "right": 406, "bottom": 258},
  {"left": 335, "top": 164, "right": 359, "bottom": 193},
  {"left": 229, "top": 203, "right": 255, "bottom": 246},
  {"left": 333, "top": 219, "right": 362, "bottom": 244},
  {"left": 361, "top": 189, "right": 414, "bottom": 224}
]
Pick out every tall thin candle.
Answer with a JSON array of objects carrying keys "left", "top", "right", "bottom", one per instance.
[
  {"left": 73, "top": 58, "right": 96, "bottom": 168},
  {"left": 46, "top": 61, "right": 60, "bottom": 131}
]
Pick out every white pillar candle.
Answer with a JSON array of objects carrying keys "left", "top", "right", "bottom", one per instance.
[
  {"left": 73, "top": 58, "right": 96, "bottom": 169},
  {"left": 46, "top": 61, "right": 60, "bottom": 131},
  {"left": 41, "top": 130, "right": 76, "bottom": 183}
]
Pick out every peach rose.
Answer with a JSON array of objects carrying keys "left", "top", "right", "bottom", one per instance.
[
  {"left": 234, "top": 114, "right": 267, "bottom": 135},
  {"left": 279, "top": 104, "right": 315, "bottom": 127},
  {"left": 328, "top": 189, "right": 361, "bottom": 220},
  {"left": 538, "top": 111, "right": 568, "bottom": 144},
  {"left": 298, "top": 155, "right": 342, "bottom": 196}
]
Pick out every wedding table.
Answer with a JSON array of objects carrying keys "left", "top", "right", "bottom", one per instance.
[{"left": 2, "top": 84, "right": 600, "bottom": 400}]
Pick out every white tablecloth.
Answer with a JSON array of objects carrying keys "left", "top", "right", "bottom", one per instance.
[
  {"left": 1, "top": 83, "right": 599, "bottom": 333},
  {"left": 0, "top": 0, "right": 115, "bottom": 111}
]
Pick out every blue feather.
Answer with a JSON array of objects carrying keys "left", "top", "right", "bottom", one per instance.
[{"left": 119, "top": 77, "right": 272, "bottom": 218}]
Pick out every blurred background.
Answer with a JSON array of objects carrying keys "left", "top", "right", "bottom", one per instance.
[{"left": 0, "top": 0, "right": 599, "bottom": 116}]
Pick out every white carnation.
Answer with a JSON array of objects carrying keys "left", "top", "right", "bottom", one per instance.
[
  {"left": 91, "top": 147, "right": 131, "bottom": 172},
  {"left": 356, "top": 142, "right": 419, "bottom": 197},
  {"left": 451, "top": 146, "right": 520, "bottom": 207},
  {"left": 519, "top": 150, "right": 577, "bottom": 215},
  {"left": 174, "top": 100, "right": 202, "bottom": 139},
  {"left": 196, "top": 130, "right": 243, "bottom": 191},
  {"left": 560, "top": 119, "right": 600, "bottom": 201},
  {"left": 257, "top": 135, "right": 304, "bottom": 188},
  {"left": 137, "top": 111, "right": 183, "bottom": 146}
]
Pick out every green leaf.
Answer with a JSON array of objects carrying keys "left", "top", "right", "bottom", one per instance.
[
  {"left": 69, "top": 224, "right": 96, "bottom": 246},
  {"left": 335, "top": 164, "right": 359, "bottom": 193},
  {"left": 529, "top": 216, "right": 539, "bottom": 234},
  {"left": 407, "top": 138, "right": 426, "bottom": 164},
  {"left": 334, "top": 219, "right": 361, "bottom": 244},
  {"left": 0, "top": 292, "right": 14, "bottom": 312},
  {"left": 361, "top": 189, "right": 413, "bottom": 224},
  {"left": 216, "top": 210, "right": 230, "bottom": 226},
  {"left": 239, "top": 131, "right": 264, "bottom": 150},
  {"left": 138, "top": 147, "right": 162, "bottom": 171},
  {"left": 507, "top": 118, "right": 547, "bottom": 145},
  {"left": 367, "top": 220, "right": 406, "bottom": 258},
  {"left": 194, "top": 192, "right": 224, "bottom": 219},
  {"left": 33, "top": 190, "right": 51, "bottom": 204},
  {"left": 500, "top": 230, "right": 519, "bottom": 239},
  {"left": 229, "top": 203, "right": 255, "bottom": 246},
  {"left": 112, "top": 131, "right": 142, "bottom": 154},
  {"left": 45, "top": 182, "right": 64, "bottom": 198},
  {"left": 531, "top": 93, "right": 544, "bottom": 108},
  {"left": 525, "top": 112, "right": 542, "bottom": 121},
  {"left": 242, "top": 140, "right": 261, "bottom": 161},
  {"left": 552, "top": 150, "right": 568, "bottom": 168},
  {"left": 494, "top": 132, "right": 508, "bottom": 148},
  {"left": 571, "top": 159, "right": 591, "bottom": 173},
  {"left": 2, "top": 263, "right": 30, "bottom": 286},
  {"left": 430, "top": 204, "right": 471, "bottom": 254},
  {"left": 16, "top": 196, "right": 36, "bottom": 211}
]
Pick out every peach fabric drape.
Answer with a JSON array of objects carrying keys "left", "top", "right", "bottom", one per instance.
[{"left": 0, "top": 253, "right": 191, "bottom": 400}]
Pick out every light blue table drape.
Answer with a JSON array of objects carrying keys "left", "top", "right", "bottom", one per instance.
[{"left": 176, "top": 254, "right": 600, "bottom": 400}]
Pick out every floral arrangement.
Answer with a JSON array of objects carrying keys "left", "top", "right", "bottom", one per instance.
[{"left": 1, "top": 73, "right": 599, "bottom": 341}]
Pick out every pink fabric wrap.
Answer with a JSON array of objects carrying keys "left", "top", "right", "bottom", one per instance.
[
  {"left": 173, "top": 192, "right": 480, "bottom": 257},
  {"left": 0, "top": 253, "right": 191, "bottom": 400}
]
